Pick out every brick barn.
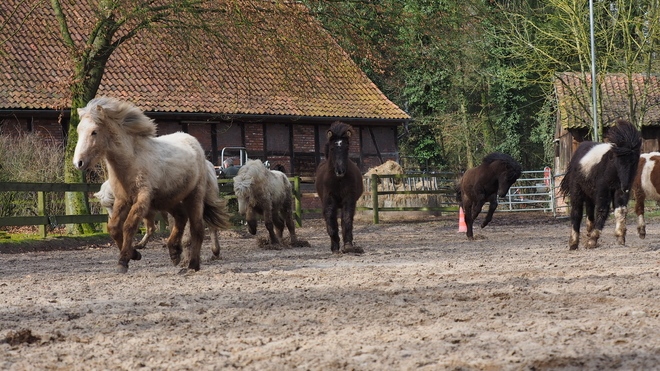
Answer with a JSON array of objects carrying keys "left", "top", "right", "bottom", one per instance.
[{"left": 0, "top": 0, "right": 410, "bottom": 177}]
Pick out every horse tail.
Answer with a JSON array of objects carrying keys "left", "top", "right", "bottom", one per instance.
[
  {"left": 203, "top": 160, "right": 232, "bottom": 230},
  {"left": 204, "top": 198, "right": 232, "bottom": 230},
  {"left": 454, "top": 176, "right": 463, "bottom": 207},
  {"left": 558, "top": 171, "right": 571, "bottom": 197}
]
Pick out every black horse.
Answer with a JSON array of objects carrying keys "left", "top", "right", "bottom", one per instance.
[
  {"left": 559, "top": 119, "right": 641, "bottom": 250},
  {"left": 315, "top": 121, "right": 364, "bottom": 254},
  {"left": 455, "top": 152, "right": 522, "bottom": 240}
]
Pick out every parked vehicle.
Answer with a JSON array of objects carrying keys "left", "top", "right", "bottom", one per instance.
[{"left": 216, "top": 147, "right": 248, "bottom": 178}]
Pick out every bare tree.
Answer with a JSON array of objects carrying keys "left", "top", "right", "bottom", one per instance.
[{"left": 495, "top": 0, "right": 660, "bottom": 136}]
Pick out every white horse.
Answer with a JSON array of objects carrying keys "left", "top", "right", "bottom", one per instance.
[
  {"left": 94, "top": 160, "right": 222, "bottom": 258},
  {"left": 73, "top": 96, "right": 228, "bottom": 273},
  {"left": 233, "top": 159, "right": 298, "bottom": 247}
]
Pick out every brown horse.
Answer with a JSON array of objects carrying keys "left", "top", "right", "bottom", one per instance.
[
  {"left": 315, "top": 121, "right": 364, "bottom": 253},
  {"left": 455, "top": 152, "right": 522, "bottom": 240}
]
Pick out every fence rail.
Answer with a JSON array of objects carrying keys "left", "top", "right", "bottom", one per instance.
[{"left": 0, "top": 169, "right": 561, "bottom": 238}]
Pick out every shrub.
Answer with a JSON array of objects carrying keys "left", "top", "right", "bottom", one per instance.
[{"left": 0, "top": 133, "right": 65, "bottom": 217}]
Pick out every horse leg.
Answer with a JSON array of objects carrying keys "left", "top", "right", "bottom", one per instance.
[
  {"left": 166, "top": 205, "right": 188, "bottom": 267},
  {"left": 322, "top": 199, "right": 340, "bottom": 253},
  {"left": 117, "top": 197, "right": 151, "bottom": 273},
  {"left": 272, "top": 212, "right": 286, "bottom": 245},
  {"left": 587, "top": 193, "right": 611, "bottom": 249},
  {"left": 263, "top": 205, "right": 281, "bottom": 247},
  {"left": 480, "top": 193, "right": 498, "bottom": 228},
  {"left": 135, "top": 210, "right": 157, "bottom": 249},
  {"left": 108, "top": 200, "right": 130, "bottom": 252},
  {"left": 585, "top": 199, "right": 595, "bottom": 237},
  {"left": 568, "top": 195, "right": 585, "bottom": 250},
  {"left": 613, "top": 189, "right": 629, "bottom": 245},
  {"left": 340, "top": 200, "right": 362, "bottom": 254},
  {"left": 466, "top": 198, "right": 485, "bottom": 240},
  {"left": 634, "top": 185, "right": 647, "bottom": 239},
  {"left": 463, "top": 199, "right": 476, "bottom": 240},
  {"left": 283, "top": 205, "right": 298, "bottom": 245},
  {"left": 183, "top": 192, "right": 206, "bottom": 272},
  {"left": 246, "top": 207, "right": 258, "bottom": 235},
  {"left": 210, "top": 226, "right": 221, "bottom": 259}
]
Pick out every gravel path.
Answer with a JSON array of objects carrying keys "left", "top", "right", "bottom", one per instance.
[{"left": 2, "top": 212, "right": 660, "bottom": 370}]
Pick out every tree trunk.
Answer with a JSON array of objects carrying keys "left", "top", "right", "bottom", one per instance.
[
  {"left": 63, "top": 74, "right": 104, "bottom": 234},
  {"left": 461, "top": 102, "right": 473, "bottom": 169}
]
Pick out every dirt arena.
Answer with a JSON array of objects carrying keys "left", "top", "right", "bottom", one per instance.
[{"left": 2, "top": 212, "right": 660, "bottom": 370}]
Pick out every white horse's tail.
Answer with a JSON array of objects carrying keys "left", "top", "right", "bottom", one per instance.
[
  {"left": 203, "top": 160, "right": 231, "bottom": 230},
  {"left": 203, "top": 198, "right": 231, "bottom": 230}
]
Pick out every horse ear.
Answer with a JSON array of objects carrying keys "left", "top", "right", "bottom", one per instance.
[
  {"left": 95, "top": 104, "right": 106, "bottom": 118},
  {"left": 326, "top": 130, "right": 333, "bottom": 140}
]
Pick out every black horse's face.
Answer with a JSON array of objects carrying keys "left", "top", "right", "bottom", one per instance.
[
  {"left": 327, "top": 132, "right": 351, "bottom": 178},
  {"left": 615, "top": 152, "right": 640, "bottom": 193}
]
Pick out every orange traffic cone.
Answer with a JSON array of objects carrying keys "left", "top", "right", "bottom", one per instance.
[{"left": 457, "top": 207, "right": 467, "bottom": 233}]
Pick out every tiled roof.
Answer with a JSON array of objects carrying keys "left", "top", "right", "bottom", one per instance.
[
  {"left": 555, "top": 72, "right": 660, "bottom": 129},
  {"left": 0, "top": 0, "right": 410, "bottom": 120}
]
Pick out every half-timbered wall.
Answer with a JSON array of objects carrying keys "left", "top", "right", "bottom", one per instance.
[{"left": 1, "top": 113, "right": 401, "bottom": 176}]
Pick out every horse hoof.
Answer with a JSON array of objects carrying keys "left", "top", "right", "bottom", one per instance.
[
  {"left": 638, "top": 228, "right": 646, "bottom": 239},
  {"left": 586, "top": 239, "right": 599, "bottom": 249},
  {"left": 569, "top": 244, "right": 578, "bottom": 250},
  {"left": 117, "top": 264, "right": 128, "bottom": 274},
  {"left": 341, "top": 245, "right": 364, "bottom": 254},
  {"left": 616, "top": 236, "right": 625, "bottom": 245},
  {"left": 132, "top": 251, "right": 142, "bottom": 261},
  {"left": 188, "top": 260, "right": 201, "bottom": 271},
  {"left": 177, "top": 268, "right": 195, "bottom": 275}
]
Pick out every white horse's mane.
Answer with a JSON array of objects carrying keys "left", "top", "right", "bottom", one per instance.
[
  {"left": 233, "top": 159, "right": 268, "bottom": 197},
  {"left": 79, "top": 96, "right": 156, "bottom": 137}
]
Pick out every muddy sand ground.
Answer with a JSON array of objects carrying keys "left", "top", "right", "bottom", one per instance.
[{"left": 2, "top": 212, "right": 660, "bottom": 370}]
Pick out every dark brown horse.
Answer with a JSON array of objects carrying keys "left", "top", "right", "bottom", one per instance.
[
  {"left": 315, "top": 121, "right": 364, "bottom": 253},
  {"left": 455, "top": 153, "right": 522, "bottom": 240},
  {"left": 559, "top": 119, "right": 641, "bottom": 250}
]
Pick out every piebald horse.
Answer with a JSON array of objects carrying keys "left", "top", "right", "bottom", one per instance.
[
  {"left": 632, "top": 152, "right": 660, "bottom": 239},
  {"left": 559, "top": 119, "right": 641, "bottom": 250}
]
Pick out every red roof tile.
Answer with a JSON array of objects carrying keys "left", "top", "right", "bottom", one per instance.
[
  {"left": 0, "top": 0, "right": 409, "bottom": 120},
  {"left": 555, "top": 72, "right": 660, "bottom": 129}
]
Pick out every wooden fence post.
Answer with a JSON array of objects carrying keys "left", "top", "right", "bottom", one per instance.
[
  {"left": 38, "top": 191, "right": 47, "bottom": 238},
  {"left": 293, "top": 176, "right": 302, "bottom": 227},
  {"left": 371, "top": 174, "right": 379, "bottom": 224}
]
